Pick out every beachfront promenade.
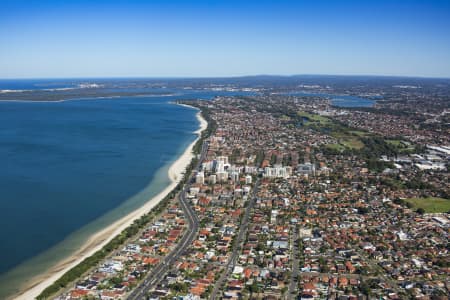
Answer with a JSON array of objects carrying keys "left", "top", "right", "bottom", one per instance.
[{"left": 127, "top": 140, "right": 208, "bottom": 300}]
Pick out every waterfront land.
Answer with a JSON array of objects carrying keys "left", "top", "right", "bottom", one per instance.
[{"left": 1, "top": 76, "right": 449, "bottom": 299}]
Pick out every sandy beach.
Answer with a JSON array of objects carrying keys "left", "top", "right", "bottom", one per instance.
[{"left": 13, "top": 104, "right": 207, "bottom": 300}]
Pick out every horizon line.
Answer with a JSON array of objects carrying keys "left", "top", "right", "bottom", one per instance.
[{"left": 1, "top": 73, "right": 450, "bottom": 81}]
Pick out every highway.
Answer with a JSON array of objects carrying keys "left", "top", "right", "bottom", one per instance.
[
  {"left": 127, "top": 141, "right": 208, "bottom": 300},
  {"left": 210, "top": 178, "right": 260, "bottom": 300}
]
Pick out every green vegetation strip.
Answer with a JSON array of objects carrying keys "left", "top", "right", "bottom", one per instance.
[
  {"left": 297, "top": 111, "right": 332, "bottom": 125},
  {"left": 38, "top": 103, "right": 212, "bottom": 300},
  {"left": 298, "top": 110, "right": 418, "bottom": 162},
  {"left": 404, "top": 197, "right": 450, "bottom": 213},
  {"left": 298, "top": 111, "right": 364, "bottom": 150}
]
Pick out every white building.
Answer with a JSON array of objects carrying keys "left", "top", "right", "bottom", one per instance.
[
  {"left": 202, "top": 160, "right": 214, "bottom": 172},
  {"left": 216, "top": 171, "right": 228, "bottom": 182},
  {"left": 189, "top": 187, "right": 200, "bottom": 196},
  {"left": 216, "top": 155, "right": 229, "bottom": 164},
  {"left": 195, "top": 171, "right": 205, "bottom": 184},
  {"left": 209, "top": 174, "right": 217, "bottom": 184},
  {"left": 244, "top": 165, "right": 258, "bottom": 174},
  {"left": 264, "top": 165, "right": 292, "bottom": 178},
  {"left": 215, "top": 160, "right": 225, "bottom": 173},
  {"left": 271, "top": 209, "right": 278, "bottom": 224},
  {"left": 230, "top": 171, "right": 239, "bottom": 182}
]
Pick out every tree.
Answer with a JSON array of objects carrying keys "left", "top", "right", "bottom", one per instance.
[
  {"left": 416, "top": 207, "right": 425, "bottom": 215},
  {"left": 169, "top": 282, "right": 189, "bottom": 293},
  {"left": 360, "top": 281, "right": 371, "bottom": 296}
]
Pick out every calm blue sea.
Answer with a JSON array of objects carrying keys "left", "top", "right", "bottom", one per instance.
[
  {"left": 0, "top": 96, "right": 197, "bottom": 274},
  {"left": 0, "top": 79, "right": 77, "bottom": 90}
]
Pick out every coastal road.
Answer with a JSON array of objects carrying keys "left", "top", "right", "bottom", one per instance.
[
  {"left": 210, "top": 178, "right": 260, "bottom": 300},
  {"left": 127, "top": 141, "right": 208, "bottom": 300}
]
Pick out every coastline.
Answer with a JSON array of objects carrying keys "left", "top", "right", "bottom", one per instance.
[{"left": 12, "top": 104, "right": 207, "bottom": 300}]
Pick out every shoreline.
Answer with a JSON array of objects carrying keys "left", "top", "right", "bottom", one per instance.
[{"left": 13, "top": 104, "right": 207, "bottom": 300}]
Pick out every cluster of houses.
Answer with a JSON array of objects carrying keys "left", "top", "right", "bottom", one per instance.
[
  {"left": 173, "top": 96, "right": 447, "bottom": 299},
  {"left": 57, "top": 203, "right": 187, "bottom": 300}
]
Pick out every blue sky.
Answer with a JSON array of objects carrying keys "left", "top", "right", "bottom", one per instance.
[{"left": 1, "top": 0, "right": 449, "bottom": 78}]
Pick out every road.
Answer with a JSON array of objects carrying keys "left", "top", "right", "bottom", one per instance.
[
  {"left": 210, "top": 178, "right": 260, "bottom": 300},
  {"left": 127, "top": 141, "right": 208, "bottom": 300},
  {"left": 287, "top": 225, "right": 300, "bottom": 298}
]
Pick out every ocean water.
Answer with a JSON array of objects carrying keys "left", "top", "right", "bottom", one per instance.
[{"left": 0, "top": 79, "right": 77, "bottom": 90}]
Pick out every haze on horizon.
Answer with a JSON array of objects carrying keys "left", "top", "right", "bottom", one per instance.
[{"left": 1, "top": 0, "right": 450, "bottom": 79}]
